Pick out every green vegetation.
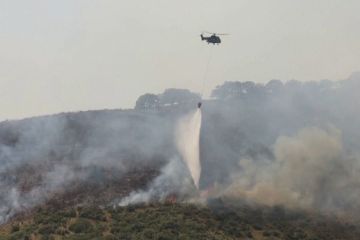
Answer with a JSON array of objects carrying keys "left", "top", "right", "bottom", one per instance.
[{"left": 0, "top": 203, "right": 359, "bottom": 240}]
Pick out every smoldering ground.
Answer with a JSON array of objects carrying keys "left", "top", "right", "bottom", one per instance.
[
  {"left": 1, "top": 73, "right": 360, "bottom": 223},
  {"left": 0, "top": 110, "right": 178, "bottom": 223}
]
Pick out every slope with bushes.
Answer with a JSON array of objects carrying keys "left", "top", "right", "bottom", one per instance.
[{"left": 1, "top": 202, "right": 359, "bottom": 240}]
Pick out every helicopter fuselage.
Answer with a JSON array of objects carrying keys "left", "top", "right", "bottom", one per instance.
[{"left": 201, "top": 34, "right": 221, "bottom": 44}]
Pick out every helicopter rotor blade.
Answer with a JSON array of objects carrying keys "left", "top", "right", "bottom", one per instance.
[{"left": 201, "top": 31, "right": 230, "bottom": 36}]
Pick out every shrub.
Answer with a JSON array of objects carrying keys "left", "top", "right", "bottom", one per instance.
[
  {"left": 246, "top": 231, "right": 253, "bottom": 238},
  {"left": 61, "top": 209, "right": 77, "bottom": 218},
  {"left": 63, "top": 233, "right": 97, "bottom": 240},
  {"left": 110, "top": 225, "right": 121, "bottom": 234},
  {"left": 156, "top": 230, "right": 177, "bottom": 240},
  {"left": 38, "top": 224, "right": 58, "bottom": 235},
  {"left": 34, "top": 212, "right": 67, "bottom": 225},
  {"left": 142, "top": 229, "right": 155, "bottom": 238},
  {"left": 103, "top": 235, "right": 117, "bottom": 240},
  {"left": 55, "top": 227, "right": 68, "bottom": 235},
  {"left": 69, "top": 219, "right": 94, "bottom": 233},
  {"left": 253, "top": 224, "right": 263, "bottom": 230},
  {"left": 79, "top": 207, "right": 106, "bottom": 221},
  {"left": 8, "top": 231, "right": 27, "bottom": 240},
  {"left": 10, "top": 224, "right": 20, "bottom": 233},
  {"left": 273, "top": 231, "right": 281, "bottom": 237},
  {"left": 263, "top": 230, "right": 271, "bottom": 237},
  {"left": 40, "top": 234, "right": 55, "bottom": 240}
]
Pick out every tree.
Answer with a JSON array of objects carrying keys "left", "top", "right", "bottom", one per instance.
[
  {"left": 266, "top": 79, "right": 284, "bottom": 94},
  {"left": 159, "top": 89, "right": 200, "bottom": 106},
  {"left": 211, "top": 81, "right": 265, "bottom": 100},
  {"left": 211, "top": 81, "right": 243, "bottom": 100},
  {"left": 135, "top": 94, "right": 160, "bottom": 110}
]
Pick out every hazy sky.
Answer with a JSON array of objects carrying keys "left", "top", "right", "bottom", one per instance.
[{"left": 1, "top": 0, "right": 359, "bottom": 119}]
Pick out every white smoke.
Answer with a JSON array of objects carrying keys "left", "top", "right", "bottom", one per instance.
[
  {"left": 117, "top": 109, "right": 203, "bottom": 206},
  {"left": 224, "top": 127, "right": 360, "bottom": 214},
  {"left": 0, "top": 164, "right": 77, "bottom": 223},
  {"left": 175, "top": 109, "right": 202, "bottom": 188},
  {"left": 118, "top": 158, "right": 195, "bottom": 206}
]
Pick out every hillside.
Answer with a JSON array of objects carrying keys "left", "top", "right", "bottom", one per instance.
[
  {"left": 1, "top": 78, "right": 360, "bottom": 239},
  {"left": 1, "top": 202, "right": 360, "bottom": 240}
]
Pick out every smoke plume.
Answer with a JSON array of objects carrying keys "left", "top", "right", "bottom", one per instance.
[
  {"left": 0, "top": 110, "right": 176, "bottom": 223},
  {"left": 118, "top": 158, "right": 196, "bottom": 206},
  {"left": 117, "top": 108, "right": 202, "bottom": 206},
  {"left": 224, "top": 127, "right": 360, "bottom": 214}
]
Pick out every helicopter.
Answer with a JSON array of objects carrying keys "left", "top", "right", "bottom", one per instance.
[
  {"left": 200, "top": 32, "right": 229, "bottom": 45},
  {"left": 197, "top": 32, "right": 229, "bottom": 108}
]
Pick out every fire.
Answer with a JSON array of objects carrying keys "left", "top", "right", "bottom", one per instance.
[{"left": 165, "top": 194, "right": 177, "bottom": 204}]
